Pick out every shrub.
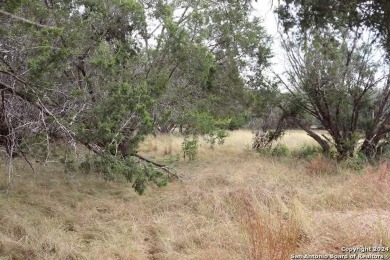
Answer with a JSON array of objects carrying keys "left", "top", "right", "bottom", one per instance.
[
  {"left": 254, "top": 147, "right": 272, "bottom": 156},
  {"left": 182, "top": 136, "right": 198, "bottom": 161},
  {"left": 293, "top": 144, "right": 321, "bottom": 159},
  {"left": 343, "top": 152, "right": 368, "bottom": 171},
  {"left": 271, "top": 144, "right": 289, "bottom": 157}
]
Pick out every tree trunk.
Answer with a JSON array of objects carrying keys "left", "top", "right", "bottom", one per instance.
[
  {"left": 336, "top": 147, "right": 354, "bottom": 161},
  {"left": 294, "top": 119, "right": 330, "bottom": 154},
  {"left": 360, "top": 138, "right": 380, "bottom": 159}
]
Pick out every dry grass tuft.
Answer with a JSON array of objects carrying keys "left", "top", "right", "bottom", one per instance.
[
  {"left": 233, "top": 190, "right": 302, "bottom": 260},
  {"left": 305, "top": 154, "right": 338, "bottom": 175}
]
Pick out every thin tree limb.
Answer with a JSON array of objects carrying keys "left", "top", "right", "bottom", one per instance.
[{"left": 0, "top": 9, "right": 60, "bottom": 30}]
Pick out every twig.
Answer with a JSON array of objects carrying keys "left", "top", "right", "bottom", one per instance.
[{"left": 17, "top": 147, "right": 35, "bottom": 176}]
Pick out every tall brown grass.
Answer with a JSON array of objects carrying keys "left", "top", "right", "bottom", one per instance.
[
  {"left": 234, "top": 190, "right": 301, "bottom": 260},
  {"left": 305, "top": 154, "right": 338, "bottom": 175}
]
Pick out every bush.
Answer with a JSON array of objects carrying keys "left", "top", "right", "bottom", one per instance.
[
  {"left": 271, "top": 144, "right": 289, "bottom": 157},
  {"left": 182, "top": 136, "right": 198, "bottom": 161},
  {"left": 255, "top": 147, "right": 272, "bottom": 156},
  {"left": 343, "top": 152, "right": 368, "bottom": 171},
  {"left": 293, "top": 145, "right": 321, "bottom": 159}
]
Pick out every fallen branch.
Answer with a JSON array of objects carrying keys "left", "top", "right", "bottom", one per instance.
[
  {"left": 133, "top": 153, "right": 185, "bottom": 180},
  {"left": 81, "top": 141, "right": 185, "bottom": 180}
]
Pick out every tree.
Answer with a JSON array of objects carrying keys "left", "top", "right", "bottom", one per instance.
[
  {"left": 143, "top": 0, "right": 271, "bottom": 134},
  {"left": 246, "top": 77, "right": 287, "bottom": 150},
  {"left": 0, "top": 0, "right": 168, "bottom": 193},
  {"left": 277, "top": 0, "right": 390, "bottom": 159},
  {"left": 0, "top": 0, "right": 272, "bottom": 192},
  {"left": 280, "top": 27, "right": 387, "bottom": 160}
]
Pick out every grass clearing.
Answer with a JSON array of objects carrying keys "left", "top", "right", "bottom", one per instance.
[{"left": 0, "top": 130, "right": 389, "bottom": 259}]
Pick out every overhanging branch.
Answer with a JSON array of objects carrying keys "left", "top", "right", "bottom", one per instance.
[{"left": 0, "top": 9, "right": 61, "bottom": 30}]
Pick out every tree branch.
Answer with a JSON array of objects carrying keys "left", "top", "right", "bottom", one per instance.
[
  {"left": 0, "top": 9, "right": 60, "bottom": 30},
  {"left": 134, "top": 154, "right": 184, "bottom": 180}
]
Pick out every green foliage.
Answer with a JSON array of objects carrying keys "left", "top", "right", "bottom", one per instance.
[
  {"left": 204, "top": 129, "right": 229, "bottom": 149},
  {"left": 293, "top": 145, "right": 322, "bottom": 160},
  {"left": 62, "top": 159, "right": 78, "bottom": 174},
  {"left": 343, "top": 152, "right": 369, "bottom": 171},
  {"left": 277, "top": 0, "right": 390, "bottom": 159},
  {"left": 329, "top": 146, "right": 339, "bottom": 160},
  {"left": 0, "top": 0, "right": 272, "bottom": 193},
  {"left": 182, "top": 136, "right": 198, "bottom": 161},
  {"left": 19, "top": 134, "right": 50, "bottom": 162},
  {"left": 180, "top": 111, "right": 230, "bottom": 155},
  {"left": 79, "top": 156, "right": 92, "bottom": 175},
  {"left": 76, "top": 82, "right": 153, "bottom": 157},
  {"left": 79, "top": 155, "right": 168, "bottom": 195},
  {"left": 151, "top": 0, "right": 272, "bottom": 135},
  {"left": 271, "top": 144, "right": 289, "bottom": 157},
  {"left": 184, "top": 111, "right": 221, "bottom": 135},
  {"left": 277, "top": 0, "right": 390, "bottom": 56},
  {"left": 227, "top": 113, "right": 249, "bottom": 130},
  {"left": 376, "top": 141, "right": 390, "bottom": 159},
  {"left": 280, "top": 25, "right": 383, "bottom": 160},
  {"left": 255, "top": 147, "right": 272, "bottom": 157}
]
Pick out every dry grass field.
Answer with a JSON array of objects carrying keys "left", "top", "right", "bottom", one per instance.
[{"left": 0, "top": 130, "right": 390, "bottom": 259}]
